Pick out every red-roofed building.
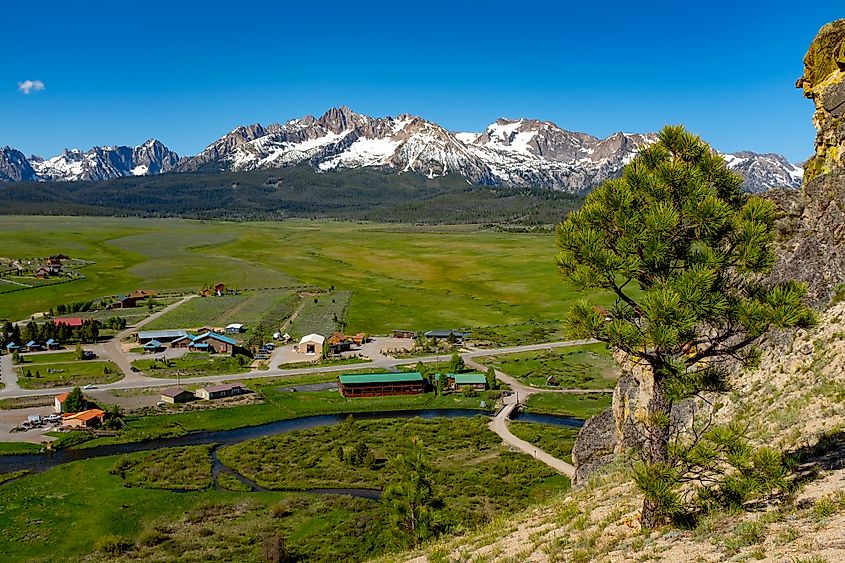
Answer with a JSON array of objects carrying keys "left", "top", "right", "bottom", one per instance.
[
  {"left": 54, "top": 317, "right": 86, "bottom": 328},
  {"left": 62, "top": 409, "right": 105, "bottom": 428}
]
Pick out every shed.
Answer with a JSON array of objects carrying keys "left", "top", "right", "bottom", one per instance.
[
  {"left": 196, "top": 382, "right": 247, "bottom": 400},
  {"left": 298, "top": 334, "right": 326, "bottom": 357},
  {"left": 137, "top": 329, "right": 188, "bottom": 344},
  {"left": 424, "top": 330, "right": 469, "bottom": 341},
  {"left": 452, "top": 373, "right": 487, "bottom": 391},
  {"left": 392, "top": 330, "right": 417, "bottom": 339},
  {"left": 225, "top": 323, "right": 245, "bottom": 334},
  {"left": 143, "top": 339, "right": 163, "bottom": 352},
  {"left": 338, "top": 372, "right": 425, "bottom": 398},
  {"left": 160, "top": 388, "right": 194, "bottom": 403},
  {"left": 54, "top": 391, "right": 69, "bottom": 413}
]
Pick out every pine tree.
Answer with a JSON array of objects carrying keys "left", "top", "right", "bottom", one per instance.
[
  {"left": 556, "top": 125, "right": 815, "bottom": 528},
  {"left": 485, "top": 367, "right": 497, "bottom": 390},
  {"left": 63, "top": 387, "right": 86, "bottom": 413},
  {"left": 448, "top": 353, "right": 464, "bottom": 374},
  {"left": 381, "top": 440, "right": 441, "bottom": 547}
]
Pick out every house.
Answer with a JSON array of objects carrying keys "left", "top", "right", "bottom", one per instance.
[
  {"left": 109, "top": 294, "right": 136, "bottom": 309},
  {"left": 137, "top": 329, "right": 189, "bottom": 344},
  {"left": 190, "top": 332, "right": 237, "bottom": 354},
  {"left": 46, "top": 257, "right": 62, "bottom": 274},
  {"left": 338, "top": 372, "right": 425, "bottom": 398},
  {"left": 424, "top": 330, "right": 469, "bottom": 341},
  {"left": 225, "top": 323, "right": 244, "bottom": 334},
  {"left": 55, "top": 317, "right": 86, "bottom": 328},
  {"left": 35, "top": 267, "right": 50, "bottom": 279},
  {"left": 214, "top": 282, "right": 226, "bottom": 296},
  {"left": 54, "top": 391, "right": 70, "bottom": 413},
  {"left": 196, "top": 382, "right": 247, "bottom": 400},
  {"left": 25, "top": 340, "right": 43, "bottom": 352},
  {"left": 143, "top": 339, "right": 164, "bottom": 353},
  {"left": 128, "top": 289, "right": 157, "bottom": 301},
  {"left": 328, "top": 332, "right": 353, "bottom": 354},
  {"left": 170, "top": 334, "right": 198, "bottom": 349},
  {"left": 62, "top": 409, "right": 105, "bottom": 428},
  {"left": 392, "top": 330, "right": 417, "bottom": 339},
  {"left": 452, "top": 373, "right": 487, "bottom": 391},
  {"left": 298, "top": 334, "right": 325, "bottom": 357},
  {"left": 46, "top": 339, "right": 60, "bottom": 350},
  {"left": 160, "top": 388, "right": 194, "bottom": 403}
]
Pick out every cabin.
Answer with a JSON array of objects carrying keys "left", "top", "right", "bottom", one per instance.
[
  {"left": 225, "top": 323, "right": 244, "bottom": 334},
  {"left": 327, "top": 332, "right": 353, "bottom": 354},
  {"left": 137, "top": 329, "right": 189, "bottom": 344},
  {"left": 338, "top": 372, "right": 425, "bottom": 398},
  {"left": 34, "top": 267, "right": 50, "bottom": 279},
  {"left": 298, "top": 334, "right": 325, "bottom": 357},
  {"left": 62, "top": 409, "right": 105, "bottom": 428},
  {"left": 25, "top": 340, "right": 43, "bottom": 352},
  {"left": 392, "top": 330, "right": 417, "bottom": 339},
  {"left": 6, "top": 342, "right": 20, "bottom": 351},
  {"left": 128, "top": 289, "right": 157, "bottom": 301},
  {"left": 54, "top": 391, "right": 70, "bottom": 413},
  {"left": 143, "top": 339, "right": 164, "bottom": 353},
  {"left": 196, "top": 382, "right": 247, "bottom": 400},
  {"left": 190, "top": 332, "right": 237, "bottom": 354},
  {"left": 213, "top": 282, "right": 226, "bottom": 296},
  {"left": 424, "top": 330, "right": 469, "bottom": 342},
  {"left": 46, "top": 338, "right": 60, "bottom": 350},
  {"left": 160, "top": 388, "right": 194, "bottom": 403},
  {"left": 452, "top": 373, "right": 487, "bottom": 391},
  {"left": 109, "top": 294, "right": 142, "bottom": 309}
]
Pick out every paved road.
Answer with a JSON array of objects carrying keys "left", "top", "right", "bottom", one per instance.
[{"left": 489, "top": 396, "right": 576, "bottom": 477}]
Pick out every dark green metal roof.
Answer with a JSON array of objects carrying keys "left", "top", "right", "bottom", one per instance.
[
  {"left": 452, "top": 373, "right": 486, "bottom": 384},
  {"left": 339, "top": 372, "right": 424, "bottom": 385}
]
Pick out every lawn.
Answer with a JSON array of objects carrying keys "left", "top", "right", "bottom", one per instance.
[
  {"left": 16, "top": 351, "right": 81, "bottom": 364},
  {"left": 16, "top": 360, "right": 122, "bottom": 389},
  {"left": 479, "top": 343, "right": 620, "bottom": 389},
  {"left": 0, "top": 442, "right": 43, "bottom": 455},
  {"left": 131, "top": 352, "right": 249, "bottom": 379},
  {"left": 508, "top": 421, "right": 580, "bottom": 464},
  {"left": 0, "top": 217, "right": 612, "bottom": 335},
  {"left": 143, "top": 289, "right": 296, "bottom": 331},
  {"left": 521, "top": 392, "right": 612, "bottom": 419}
]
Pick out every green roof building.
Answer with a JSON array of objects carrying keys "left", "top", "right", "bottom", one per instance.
[
  {"left": 452, "top": 373, "right": 487, "bottom": 390},
  {"left": 338, "top": 372, "right": 425, "bottom": 398}
]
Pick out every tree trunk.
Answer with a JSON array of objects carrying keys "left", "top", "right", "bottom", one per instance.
[{"left": 641, "top": 373, "right": 671, "bottom": 529}]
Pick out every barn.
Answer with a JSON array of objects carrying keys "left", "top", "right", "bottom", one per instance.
[{"left": 338, "top": 372, "right": 425, "bottom": 398}]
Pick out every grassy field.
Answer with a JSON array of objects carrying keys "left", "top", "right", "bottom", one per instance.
[
  {"left": 508, "top": 421, "right": 580, "bottom": 464},
  {"left": 479, "top": 343, "right": 620, "bottom": 389},
  {"left": 16, "top": 359, "right": 122, "bottom": 389},
  {"left": 16, "top": 351, "right": 80, "bottom": 364},
  {"left": 143, "top": 290, "right": 296, "bottom": 330},
  {"left": 521, "top": 392, "right": 612, "bottom": 418},
  {"left": 0, "top": 416, "right": 567, "bottom": 562},
  {"left": 131, "top": 352, "right": 249, "bottom": 379},
  {"left": 0, "top": 217, "right": 610, "bottom": 336},
  {"left": 287, "top": 291, "right": 351, "bottom": 337}
]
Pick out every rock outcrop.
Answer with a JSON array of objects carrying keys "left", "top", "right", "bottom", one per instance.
[{"left": 572, "top": 20, "right": 845, "bottom": 484}]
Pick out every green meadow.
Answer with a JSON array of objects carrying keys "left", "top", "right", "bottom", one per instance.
[{"left": 0, "top": 217, "right": 608, "bottom": 334}]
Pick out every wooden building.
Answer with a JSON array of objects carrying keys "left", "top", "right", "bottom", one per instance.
[
  {"left": 338, "top": 372, "right": 425, "bottom": 398},
  {"left": 392, "top": 330, "right": 417, "bottom": 339},
  {"left": 190, "top": 332, "right": 237, "bottom": 354},
  {"left": 160, "top": 388, "right": 194, "bottom": 403},
  {"left": 452, "top": 373, "right": 487, "bottom": 391},
  {"left": 196, "top": 382, "right": 247, "bottom": 400},
  {"left": 62, "top": 409, "right": 105, "bottom": 428}
]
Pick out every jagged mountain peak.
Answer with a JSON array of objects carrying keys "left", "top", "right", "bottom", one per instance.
[{"left": 1, "top": 108, "right": 803, "bottom": 193}]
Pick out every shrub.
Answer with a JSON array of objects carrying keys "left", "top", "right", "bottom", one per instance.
[{"left": 95, "top": 535, "right": 132, "bottom": 555}]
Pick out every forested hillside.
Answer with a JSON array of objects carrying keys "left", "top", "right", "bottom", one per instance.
[{"left": 0, "top": 166, "right": 583, "bottom": 225}]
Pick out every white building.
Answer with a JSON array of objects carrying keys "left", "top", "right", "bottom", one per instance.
[{"left": 298, "top": 333, "right": 326, "bottom": 357}]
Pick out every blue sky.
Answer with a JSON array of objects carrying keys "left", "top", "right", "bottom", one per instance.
[{"left": 1, "top": 1, "right": 841, "bottom": 162}]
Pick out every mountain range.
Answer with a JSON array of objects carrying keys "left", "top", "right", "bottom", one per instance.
[{"left": 0, "top": 107, "right": 804, "bottom": 192}]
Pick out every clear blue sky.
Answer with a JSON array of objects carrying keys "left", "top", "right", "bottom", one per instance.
[{"left": 1, "top": 1, "right": 841, "bottom": 162}]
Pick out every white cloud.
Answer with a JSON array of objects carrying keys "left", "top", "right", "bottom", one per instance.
[{"left": 18, "top": 80, "right": 45, "bottom": 94}]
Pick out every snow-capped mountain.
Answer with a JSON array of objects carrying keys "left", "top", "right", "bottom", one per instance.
[
  {"left": 0, "top": 146, "right": 38, "bottom": 182},
  {"left": 29, "top": 140, "right": 179, "bottom": 182},
  {"left": 178, "top": 107, "right": 802, "bottom": 192},
  {"left": 0, "top": 107, "right": 803, "bottom": 192}
]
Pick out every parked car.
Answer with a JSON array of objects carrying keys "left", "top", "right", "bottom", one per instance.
[
  {"left": 155, "top": 401, "right": 167, "bottom": 407},
  {"left": 83, "top": 384, "right": 96, "bottom": 390}
]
